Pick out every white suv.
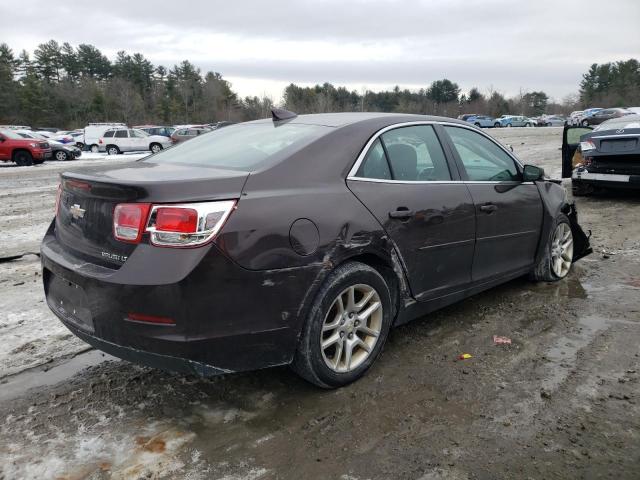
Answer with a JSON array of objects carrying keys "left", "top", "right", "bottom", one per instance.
[{"left": 99, "top": 128, "right": 172, "bottom": 155}]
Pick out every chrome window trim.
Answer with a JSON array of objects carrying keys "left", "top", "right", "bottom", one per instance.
[
  {"left": 347, "top": 121, "right": 524, "bottom": 182},
  {"left": 346, "top": 177, "right": 534, "bottom": 186}
]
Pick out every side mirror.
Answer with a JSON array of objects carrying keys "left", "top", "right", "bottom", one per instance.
[{"left": 523, "top": 164, "right": 544, "bottom": 182}]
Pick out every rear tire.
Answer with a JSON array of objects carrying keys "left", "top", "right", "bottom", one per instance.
[
  {"left": 107, "top": 145, "right": 120, "bottom": 155},
  {"left": 90, "top": 144, "right": 99, "bottom": 153},
  {"left": 530, "top": 214, "right": 573, "bottom": 282},
  {"left": 581, "top": 120, "right": 589, "bottom": 127},
  {"left": 292, "top": 262, "right": 393, "bottom": 388},
  {"left": 474, "top": 122, "right": 481, "bottom": 127},
  {"left": 506, "top": 123, "right": 512, "bottom": 128},
  {"left": 494, "top": 122, "right": 501, "bottom": 128},
  {"left": 525, "top": 122, "right": 531, "bottom": 127},
  {"left": 13, "top": 151, "right": 33, "bottom": 167}
]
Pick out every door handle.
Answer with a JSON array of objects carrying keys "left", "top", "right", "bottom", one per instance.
[
  {"left": 389, "top": 208, "right": 414, "bottom": 219},
  {"left": 479, "top": 204, "right": 498, "bottom": 213}
]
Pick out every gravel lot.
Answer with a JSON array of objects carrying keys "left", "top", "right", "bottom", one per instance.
[{"left": 0, "top": 128, "right": 639, "bottom": 479}]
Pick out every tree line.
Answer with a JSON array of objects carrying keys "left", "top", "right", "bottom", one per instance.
[{"left": 0, "top": 39, "right": 638, "bottom": 129}]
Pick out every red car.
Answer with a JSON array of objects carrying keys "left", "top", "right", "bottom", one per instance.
[{"left": 0, "top": 129, "right": 52, "bottom": 166}]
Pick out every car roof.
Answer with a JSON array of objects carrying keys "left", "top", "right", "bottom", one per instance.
[{"left": 243, "top": 112, "right": 468, "bottom": 128}]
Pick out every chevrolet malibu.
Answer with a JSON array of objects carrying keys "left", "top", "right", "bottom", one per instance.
[{"left": 42, "top": 111, "right": 591, "bottom": 388}]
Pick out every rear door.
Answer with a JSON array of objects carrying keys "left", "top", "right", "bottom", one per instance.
[
  {"left": 562, "top": 126, "right": 593, "bottom": 178},
  {"left": 113, "top": 129, "right": 129, "bottom": 151},
  {"left": 347, "top": 123, "right": 476, "bottom": 301},
  {"left": 442, "top": 125, "right": 543, "bottom": 281}
]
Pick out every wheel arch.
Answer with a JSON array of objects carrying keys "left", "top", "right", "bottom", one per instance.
[{"left": 11, "top": 148, "right": 32, "bottom": 161}]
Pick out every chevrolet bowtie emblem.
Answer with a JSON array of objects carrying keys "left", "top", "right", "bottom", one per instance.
[{"left": 69, "top": 204, "right": 86, "bottom": 219}]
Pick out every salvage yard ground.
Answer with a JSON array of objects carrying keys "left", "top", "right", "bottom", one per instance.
[{"left": 1, "top": 128, "right": 639, "bottom": 479}]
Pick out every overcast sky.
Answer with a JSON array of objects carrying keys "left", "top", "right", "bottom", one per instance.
[{"left": 2, "top": 0, "right": 639, "bottom": 102}]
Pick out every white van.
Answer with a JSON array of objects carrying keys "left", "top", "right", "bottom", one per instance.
[{"left": 83, "top": 123, "right": 126, "bottom": 152}]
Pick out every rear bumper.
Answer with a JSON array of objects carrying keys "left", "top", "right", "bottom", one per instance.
[
  {"left": 572, "top": 170, "right": 640, "bottom": 189},
  {"left": 41, "top": 224, "right": 322, "bottom": 376}
]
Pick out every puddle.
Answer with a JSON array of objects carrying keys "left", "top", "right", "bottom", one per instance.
[{"left": 0, "top": 349, "right": 115, "bottom": 402}]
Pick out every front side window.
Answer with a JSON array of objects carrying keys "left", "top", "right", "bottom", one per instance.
[
  {"left": 445, "top": 126, "right": 520, "bottom": 182},
  {"left": 355, "top": 125, "right": 451, "bottom": 181}
]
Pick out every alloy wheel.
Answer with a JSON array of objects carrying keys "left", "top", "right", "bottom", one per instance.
[
  {"left": 151, "top": 144, "right": 161, "bottom": 153},
  {"left": 320, "top": 284, "right": 382, "bottom": 373},
  {"left": 55, "top": 151, "right": 67, "bottom": 161},
  {"left": 551, "top": 223, "right": 573, "bottom": 278}
]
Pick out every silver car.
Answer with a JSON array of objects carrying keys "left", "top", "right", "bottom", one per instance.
[{"left": 99, "top": 128, "right": 172, "bottom": 155}]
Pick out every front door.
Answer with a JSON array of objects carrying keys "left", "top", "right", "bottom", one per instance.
[
  {"left": 443, "top": 125, "right": 543, "bottom": 281},
  {"left": 347, "top": 124, "right": 476, "bottom": 300},
  {"left": 562, "top": 126, "right": 593, "bottom": 178}
]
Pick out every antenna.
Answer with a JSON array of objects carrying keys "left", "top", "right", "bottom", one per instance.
[{"left": 271, "top": 108, "right": 297, "bottom": 122}]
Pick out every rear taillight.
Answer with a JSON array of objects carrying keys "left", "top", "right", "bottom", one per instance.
[
  {"left": 99, "top": 138, "right": 103, "bottom": 144},
  {"left": 112, "top": 200, "right": 236, "bottom": 247},
  {"left": 113, "top": 203, "right": 152, "bottom": 243},
  {"left": 146, "top": 201, "right": 236, "bottom": 247},
  {"left": 55, "top": 183, "right": 62, "bottom": 217}
]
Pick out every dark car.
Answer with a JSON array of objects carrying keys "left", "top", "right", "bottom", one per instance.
[
  {"left": 580, "top": 108, "right": 632, "bottom": 126},
  {"left": 135, "top": 125, "right": 176, "bottom": 138},
  {"left": 42, "top": 111, "right": 591, "bottom": 388},
  {"left": 16, "top": 130, "right": 81, "bottom": 161},
  {"left": 170, "top": 126, "right": 212, "bottom": 144},
  {"left": 562, "top": 114, "right": 640, "bottom": 195}
]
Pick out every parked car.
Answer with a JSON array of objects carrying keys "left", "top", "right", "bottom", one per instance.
[
  {"left": 539, "top": 115, "right": 566, "bottom": 127},
  {"left": 99, "top": 128, "right": 172, "bottom": 154},
  {"left": 578, "top": 108, "right": 631, "bottom": 126},
  {"left": 567, "top": 111, "right": 584, "bottom": 126},
  {"left": 211, "top": 121, "right": 235, "bottom": 129},
  {"left": 84, "top": 123, "right": 127, "bottom": 153},
  {"left": 0, "top": 128, "right": 52, "bottom": 166},
  {"left": 562, "top": 114, "right": 640, "bottom": 195},
  {"left": 494, "top": 115, "right": 536, "bottom": 127},
  {"left": 15, "top": 130, "right": 81, "bottom": 161},
  {"left": 576, "top": 108, "right": 603, "bottom": 126},
  {"left": 464, "top": 115, "right": 495, "bottom": 128},
  {"left": 170, "top": 126, "right": 212, "bottom": 144},
  {"left": 134, "top": 125, "right": 176, "bottom": 138},
  {"left": 43, "top": 111, "right": 592, "bottom": 388},
  {"left": 457, "top": 114, "right": 478, "bottom": 121}
]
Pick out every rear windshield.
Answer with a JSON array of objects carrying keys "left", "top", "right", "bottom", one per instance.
[{"left": 146, "top": 122, "right": 330, "bottom": 170}]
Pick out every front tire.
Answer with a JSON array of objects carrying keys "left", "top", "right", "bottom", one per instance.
[
  {"left": 581, "top": 120, "right": 589, "bottom": 127},
  {"left": 150, "top": 143, "right": 162, "bottom": 154},
  {"left": 55, "top": 150, "right": 68, "bottom": 161},
  {"left": 474, "top": 122, "right": 481, "bottom": 127},
  {"left": 531, "top": 214, "right": 574, "bottom": 282},
  {"left": 292, "top": 262, "right": 393, "bottom": 388},
  {"left": 90, "top": 144, "right": 99, "bottom": 153},
  {"left": 494, "top": 122, "right": 501, "bottom": 128},
  {"left": 13, "top": 151, "right": 33, "bottom": 167}
]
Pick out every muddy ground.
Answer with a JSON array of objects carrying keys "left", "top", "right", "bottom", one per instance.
[{"left": 0, "top": 128, "right": 639, "bottom": 479}]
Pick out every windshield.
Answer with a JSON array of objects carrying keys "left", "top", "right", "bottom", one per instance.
[
  {"left": 0, "top": 129, "right": 23, "bottom": 139},
  {"left": 146, "top": 122, "right": 331, "bottom": 170}
]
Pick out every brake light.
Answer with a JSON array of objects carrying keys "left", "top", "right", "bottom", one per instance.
[
  {"left": 113, "top": 203, "right": 151, "bottom": 243},
  {"left": 99, "top": 138, "right": 103, "bottom": 144},
  {"left": 154, "top": 207, "right": 198, "bottom": 233},
  {"left": 146, "top": 201, "right": 236, "bottom": 247}
]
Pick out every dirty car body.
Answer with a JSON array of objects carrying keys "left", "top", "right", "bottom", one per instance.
[{"left": 41, "top": 112, "right": 592, "bottom": 385}]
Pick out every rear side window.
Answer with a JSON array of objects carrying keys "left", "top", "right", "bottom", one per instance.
[
  {"left": 356, "top": 139, "right": 391, "bottom": 180},
  {"left": 103, "top": 130, "right": 115, "bottom": 138},
  {"left": 147, "top": 123, "right": 330, "bottom": 170},
  {"left": 355, "top": 125, "right": 451, "bottom": 181},
  {"left": 445, "top": 126, "right": 519, "bottom": 181},
  {"left": 114, "top": 130, "right": 128, "bottom": 138}
]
